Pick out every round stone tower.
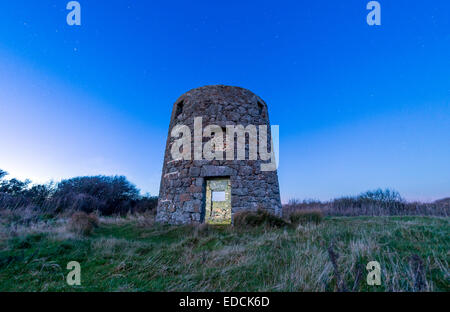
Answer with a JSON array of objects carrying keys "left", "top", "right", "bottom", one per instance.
[{"left": 156, "top": 85, "right": 281, "bottom": 224}]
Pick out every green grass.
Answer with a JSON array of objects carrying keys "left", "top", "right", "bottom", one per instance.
[{"left": 0, "top": 216, "right": 448, "bottom": 291}]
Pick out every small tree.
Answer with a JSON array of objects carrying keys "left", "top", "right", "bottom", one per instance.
[
  {"left": 0, "top": 169, "right": 7, "bottom": 180},
  {"left": 358, "top": 189, "right": 403, "bottom": 203},
  {"left": 0, "top": 178, "right": 31, "bottom": 196},
  {"left": 26, "top": 183, "right": 55, "bottom": 207}
]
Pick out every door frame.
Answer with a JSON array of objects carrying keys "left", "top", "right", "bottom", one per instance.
[{"left": 203, "top": 177, "right": 232, "bottom": 225}]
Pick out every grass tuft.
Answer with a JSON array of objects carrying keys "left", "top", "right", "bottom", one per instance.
[
  {"left": 288, "top": 209, "right": 323, "bottom": 225},
  {"left": 67, "top": 211, "right": 99, "bottom": 236},
  {"left": 233, "top": 209, "right": 288, "bottom": 228}
]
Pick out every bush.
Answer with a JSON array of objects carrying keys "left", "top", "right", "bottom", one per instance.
[
  {"left": 0, "top": 169, "right": 158, "bottom": 217},
  {"left": 288, "top": 209, "right": 323, "bottom": 225},
  {"left": 0, "top": 192, "right": 30, "bottom": 210},
  {"left": 88, "top": 213, "right": 100, "bottom": 227},
  {"left": 25, "top": 183, "right": 54, "bottom": 207},
  {"left": 133, "top": 195, "right": 158, "bottom": 214},
  {"left": 233, "top": 209, "right": 288, "bottom": 228},
  {"left": 67, "top": 211, "right": 99, "bottom": 236},
  {"left": 0, "top": 169, "right": 55, "bottom": 212},
  {"left": 0, "top": 205, "right": 44, "bottom": 226},
  {"left": 55, "top": 175, "right": 140, "bottom": 215},
  {"left": 49, "top": 192, "right": 105, "bottom": 215},
  {"left": 283, "top": 189, "right": 449, "bottom": 217},
  {"left": 0, "top": 178, "right": 30, "bottom": 196},
  {"left": 282, "top": 199, "right": 325, "bottom": 217}
]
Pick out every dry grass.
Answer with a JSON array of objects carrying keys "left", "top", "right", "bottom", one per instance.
[
  {"left": 0, "top": 214, "right": 448, "bottom": 292},
  {"left": 67, "top": 211, "right": 99, "bottom": 236},
  {"left": 284, "top": 190, "right": 450, "bottom": 217},
  {"left": 288, "top": 209, "right": 323, "bottom": 225},
  {"left": 233, "top": 209, "right": 288, "bottom": 228}
]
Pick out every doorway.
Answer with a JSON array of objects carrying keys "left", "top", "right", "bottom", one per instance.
[{"left": 204, "top": 178, "right": 231, "bottom": 225}]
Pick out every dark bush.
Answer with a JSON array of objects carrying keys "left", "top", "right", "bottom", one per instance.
[
  {"left": 133, "top": 195, "right": 158, "bottom": 214},
  {"left": 288, "top": 209, "right": 323, "bottom": 225},
  {"left": 283, "top": 199, "right": 325, "bottom": 218},
  {"left": 0, "top": 171, "right": 54, "bottom": 209},
  {"left": 0, "top": 192, "right": 30, "bottom": 210},
  {"left": 25, "top": 183, "right": 54, "bottom": 207},
  {"left": 434, "top": 197, "right": 450, "bottom": 208},
  {"left": 283, "top": 189, "right": 449, "bottom": 217},
  {"left": 0, "top": 205, "right": 43, "bottom": 226},
  {"left": 233, "top": 209, "right": 288, "bottom": 228},
  {"left": 48, "top": 192, "right": 105, "bottom": 215},
  {"left": 0, "top": 178, "right": 31, "bottom": 196},
  {"left": 0, "top": 169, "right": 158, "bottom": 218},
  {"left": 54, "top": 175, "right": 140, "bottom": 215},
  {"left": 0, "top": 169, "right": 7, "bottom": 180}
]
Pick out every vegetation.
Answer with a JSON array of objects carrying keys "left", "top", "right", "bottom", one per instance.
[
  {"left": 67, "top": 212, "right": 100, "bottom": 236},
  {"left": 288, "top": 210, "right": 323, "bottom": 225},
  {"left": 0, "top": 169, "right": 158, "bottom": 219},
  {"left": 1, "top": 169, "right": 446, "bottom": 219},
  {"left": 233, "top": 209, "right": 288, "bottom": 228},
  {"left": 0, "top": 214, "right": 448, "bottom": 291},
  {"left": 283, "top": 189, "right": 449, "bottom": 217},
  {"left": 0, "top": 169, "right": 448, "bottom": 292}
]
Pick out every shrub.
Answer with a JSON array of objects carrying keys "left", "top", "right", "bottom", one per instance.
[
  {"left": 133, "top": 195, "right": 158, "bottom": 214},
  {"left": 434, "top": 197, "right": 450, "bottom": 209},
  {"left": 67, "top": 211, "right": 99, "bottom": 236},
  {"left": 282, "top": 199, "right": 326, "bottom": 217},
  {"left": 288, "top": 209, "right": 323, "bottom": 225},
  {"left": 70, "top": 193, "right": 105, "bottom": 214},
  {"left": 87, "top": 212, "right": 100, "bottom": 228},
  {"left": 0, "top": 192, "right": 30, "bottom": 210},
  {"left": 0, "top": 169, "right": 159, "bottom": 217},
  {"left": 233, "top": 209, "right": 288, "bottom": 228},
  {"left": 25, "top": 183, "right": 54, "bottom": 207},
  {"left": 55, "top": 175, "right": 140, "bottom": 215},
  {"left": 0, "top": 205, "right": 43, "bottom": 226},
  {"left": 0, "top": 169, "right": 7, "bottom": 180},
  {"left": 47, "top": 192, "right": 105, "bottom": 215},
  {"left": 0, "top": 178, "right": 30, "bottom": 196},
  {"left": 283, "top": 189, "right": 449, "bottom": 217}
]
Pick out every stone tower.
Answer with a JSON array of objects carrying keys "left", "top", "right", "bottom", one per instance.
[{"left": 156, "top": 85, "right": 281, "bottom": 224}]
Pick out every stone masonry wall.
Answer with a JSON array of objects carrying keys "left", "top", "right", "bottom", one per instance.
[{"left": 156, "top": 85, "right": 282, "bottom": 224}]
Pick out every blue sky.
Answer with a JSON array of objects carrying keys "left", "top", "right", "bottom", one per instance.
[{"left": 0, "top": 1, "right": 449, "bottom": 202}]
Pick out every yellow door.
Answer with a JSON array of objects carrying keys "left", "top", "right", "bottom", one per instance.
[{"left": 205, "top": 178, "right": 231, "bottom": 225}]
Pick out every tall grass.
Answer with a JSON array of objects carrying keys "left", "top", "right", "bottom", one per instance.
[
  {"left": 0, "top": 214, "right": 448, "bottom": 291},
  {"left": 283, "top": 189, "right": 449, "bottom": 217}
]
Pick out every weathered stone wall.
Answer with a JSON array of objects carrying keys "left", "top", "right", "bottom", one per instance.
[{"left": 156, "top": 85, "right": 282, "bottom": 224}]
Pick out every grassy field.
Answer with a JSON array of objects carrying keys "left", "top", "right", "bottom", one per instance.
[{"left": 0, "top": 216, "right": 448, "bottom": 291}]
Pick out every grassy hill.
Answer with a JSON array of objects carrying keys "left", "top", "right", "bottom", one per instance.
[{"left": 0, "top": 215, "right": 448, "bottom": 291}]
